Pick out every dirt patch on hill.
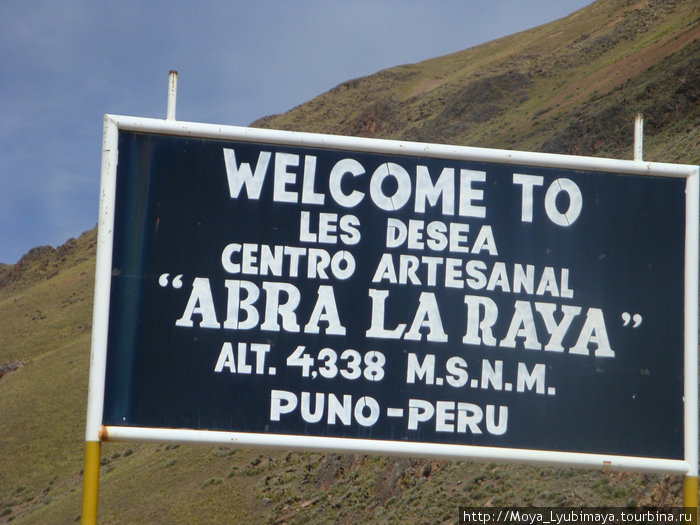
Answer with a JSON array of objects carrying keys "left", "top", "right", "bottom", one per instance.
[
  {"left": 404, "top": 77, "right": 445, "bottom": 101},
  {"left": 542, "top": 23, "right": 700, "bottom": 119}
]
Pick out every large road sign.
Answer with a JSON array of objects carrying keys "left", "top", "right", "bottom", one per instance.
[{"left": 86, "top": 114, "right": 698, "bottom": 473}]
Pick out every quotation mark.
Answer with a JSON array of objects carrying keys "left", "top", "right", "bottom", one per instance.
[
  {"left": 159, "top": 273, "right": 183, "bottom": 289},
  {"left": 621, "top": 312, "right": 642, "bottom": 328}
]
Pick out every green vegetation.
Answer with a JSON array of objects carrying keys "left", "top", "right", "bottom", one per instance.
[{"left": 1, "top": 0, "right": 698, "bottom": 522}]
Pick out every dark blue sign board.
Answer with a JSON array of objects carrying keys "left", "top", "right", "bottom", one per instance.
[{"left": 86, "top": 115, "right": 698, "bottom": 473}]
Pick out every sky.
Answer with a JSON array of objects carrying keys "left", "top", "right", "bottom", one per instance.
[{"left": 0, "top": 0, "right": 592, "bottom": 264}]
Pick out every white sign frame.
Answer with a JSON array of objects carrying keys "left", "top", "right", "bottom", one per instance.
[{"left": 86, "top": 114, "right": 698, "bottom": 475}]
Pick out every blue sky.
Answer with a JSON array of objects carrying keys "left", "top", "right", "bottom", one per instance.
[{"left": 0, "top": 0, "right": 591, "bottom": 264}]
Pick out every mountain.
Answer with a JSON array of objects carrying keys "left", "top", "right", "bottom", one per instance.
[
  {"left": 254, "top": 0, "right": 699, "bottom": 165},
  {"left": 1, "top": 0, "right": 698, "bottom": 522}
]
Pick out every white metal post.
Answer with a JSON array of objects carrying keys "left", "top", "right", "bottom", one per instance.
[
  {"left": 634, "top": 113, "right": 644, "bottom": 161},
  {"left": 683, "top": 170, "right": 699, "bottom": 518},
  {"left": 167, "top": 70, "right": 178, "bottom": 121}
]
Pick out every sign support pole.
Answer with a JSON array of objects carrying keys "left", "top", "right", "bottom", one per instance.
[
  {"left": 683, "top": 168, "right": 699, "bottom": 522},
  {"left": 633, "top": 113, "right": 644, "bottom": 161},
  {"left": 81, "top": 440, "right": 101, "bottom": 525},
  {"left": 81, "top": 71, "right": 178, "bottom": 523},
  {"left": 684, "top": 476, "right": 698, "bottom": 522},
  {"left": 167, "top": 70, "right": 178, "bottom": 121}
]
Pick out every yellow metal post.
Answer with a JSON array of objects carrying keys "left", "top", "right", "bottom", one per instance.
[
  {"left": 684, "top": 475, "right": 698, "bottom": 524},
  {"left": 81, "top": 440, "right": 101, "bottom": 525}
]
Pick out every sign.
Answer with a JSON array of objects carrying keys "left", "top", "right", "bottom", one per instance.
[{"left": 86, "top": 115, "right": 698, "bottom": 473}]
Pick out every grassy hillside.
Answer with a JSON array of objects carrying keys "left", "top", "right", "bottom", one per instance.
[{"left": 1, "top": 0, "right": 698, "bottom": 522}]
